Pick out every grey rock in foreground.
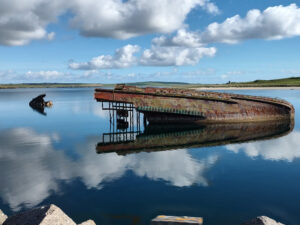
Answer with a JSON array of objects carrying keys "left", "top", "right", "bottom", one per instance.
[
  {"left": 2, "top": 204, "right": 95, "bottom": 225},
  {"left": 240, "top": 216, "right": 284, "bottom": 225},
  {"left": 151, "top": 215, "right": 203, "bottom": 225},
  {"left": 78, "top": 220, "right": 96, "bottom": 225},
  {"left": 0, "top": 206, "right": 285, "bottom": 225},
  {"left": 0, "top": 210, "right": 7, "bottom": 225}
]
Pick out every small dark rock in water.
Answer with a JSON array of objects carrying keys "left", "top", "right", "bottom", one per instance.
[
  {"left": 29, "top": 94, "right": 52, "bottom": 115},
  {"left": 240, "top": 216, "right": 284, "bottom": 225}
]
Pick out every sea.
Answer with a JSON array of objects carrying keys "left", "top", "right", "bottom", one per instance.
[{"left": 0, "top": 88, "right": 299, "bottom": 225}]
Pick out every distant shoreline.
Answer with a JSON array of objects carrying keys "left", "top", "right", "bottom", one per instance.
[
  {"left": 193, "top": 86, "right": 300, "bottom": 90},
  {"left": 1, "top": 77, "right": 300, "bottom": 89},
  {"left": 1, "top": 78, "right": 300, "bottom": 90},
  {"left": 1, "top": 84, "right": 300, "bottom": 90}
]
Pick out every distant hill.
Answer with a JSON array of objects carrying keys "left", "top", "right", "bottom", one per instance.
[
  {"left": 124, "top": 77, "right": 300, "bottom": 88},
  {"left": 224, "top": 77, "right": 300, "bottom": 87},
  {"left": 1, "top": 77, "right": 300, "bottom": 89}
]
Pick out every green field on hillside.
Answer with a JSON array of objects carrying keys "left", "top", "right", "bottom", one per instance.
[
  {"left": 222, "top": 77, "right": 300, "bottom": 87},
  {"left": 124, "top": 77, "right": 300, "bottom": 88},
  {"left": 126, "top": 77, "right": 300, "bottom": 88}
]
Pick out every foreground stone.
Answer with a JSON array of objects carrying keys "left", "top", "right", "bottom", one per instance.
[
  {"left": 0, "top": 206, "right": 284, "bottom": 225},
  {"left": 2, "top": 204, "right": 95, "bottom": 225},
  {"left": 0, "top": 210, "right": 7, "bottom": 225},
  {"left": 240, "top": 216, "right": 284, "bottom": 225},
  {"left": 78, "top": 220, "right": 96, "bottom": 225},
  {"left": 151, "top": 215, "right": 203, "bottom": 225}
]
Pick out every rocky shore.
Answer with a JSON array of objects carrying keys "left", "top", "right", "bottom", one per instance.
[
  {"left": 0, "top": 204, "right": 284, "bottom": 225},
  {"left": 0, "top": 205, "right": 95, "bottom": 225}
]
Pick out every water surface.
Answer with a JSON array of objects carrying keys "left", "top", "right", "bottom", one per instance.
[{"left": 0, "top": 88, "right": 300, "bottom": 225}]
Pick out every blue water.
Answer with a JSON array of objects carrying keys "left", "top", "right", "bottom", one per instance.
[{"left": 0, "top": 88, "right": 300, "bottom": 225}]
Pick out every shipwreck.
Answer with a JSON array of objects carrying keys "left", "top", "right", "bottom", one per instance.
[
  {"left": 29, "top": 94, "right": 53, "bottom": 116},
  {"left": 94, "top": 84, "right": 294, "bottom": 124}
]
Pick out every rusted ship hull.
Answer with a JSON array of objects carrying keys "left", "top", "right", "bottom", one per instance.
[
  {"left": 97, "top": 120, "right": 294, "bottom": 155},
  {"left": 94, "top": 85, "right": 294, "bottom": 124}
]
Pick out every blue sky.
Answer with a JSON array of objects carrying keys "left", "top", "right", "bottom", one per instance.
[{"left": 0, "top": 0, "right": 299, "bottom": 84}]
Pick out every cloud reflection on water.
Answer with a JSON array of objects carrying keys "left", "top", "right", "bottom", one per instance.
[
  {"left": 226, "top": 132, "right": 300, "bottom": 162},
  {"left": 0, "top": 127, "right": 217, "bottom": 211}
]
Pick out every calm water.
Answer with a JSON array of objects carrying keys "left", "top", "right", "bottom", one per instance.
[{"left": 0, "top": 88, "right": 300, "bottom": 225}]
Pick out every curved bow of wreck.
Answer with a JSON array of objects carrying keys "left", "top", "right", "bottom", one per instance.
[{"left": 94, "top": 84, "right": 294, "bottom": 124}]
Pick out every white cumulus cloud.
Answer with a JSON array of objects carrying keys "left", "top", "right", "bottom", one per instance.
[
  {"left": 0, "top": 70, "right": 109, "bottom": 83},
  {"left": 199, "top": 3, "right": 300, "bottom": 44},
  {"left": 0, "top": 70, "right": 67, "bottom": 83},
  {"left": 139, "top": 28, "right": 217, "bottom": 66},
  {"left": 153, "top": 3, "right": 300, "bottom": 47},
  {"left": 69, "top": 45, "right": 140, "bottom": 70},
  {"left": 0, "top": 0, "right": 219, "bottom": 46},
  {"left": 152, "top": 29, "right": 204, "bottom": 48},
  {"left": 135, "top": 3, "right": 300, "bottom": 67},
  {"left": 25, "top": 70, "right": 65, "bottom": 80},
  {"left": 0, "top": 0, "right": 64, "bottom": 46},
  {"left": 69, "top": 33, "right": 217, "bottom": 69},
  {"left": 140, "top": 46, "right": 216, "bottom": 66},
  {"left": 69, "top": 0, "right": 219, "bottom": 39}
]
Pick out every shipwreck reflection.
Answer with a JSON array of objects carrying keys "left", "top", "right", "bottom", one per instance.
[
  {"left": 29, "top": 103, "right": 47, "bottom": 115},
  {"left": 97, "top": 101, "right": 294, "bottom": 155}
]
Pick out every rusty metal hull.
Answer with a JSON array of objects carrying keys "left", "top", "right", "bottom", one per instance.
[
  {"left": 94, "top": 85, "right": 294, "bottom": 124},
  {"left": 97, "top": 120, "right": 294, "bottom": 155}
]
